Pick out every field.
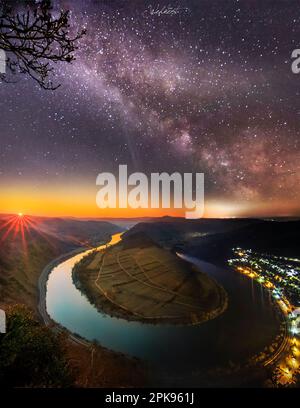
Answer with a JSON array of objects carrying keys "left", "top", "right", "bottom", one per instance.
[{"left": 73, "top": 236, "right": 228, "bottom": 325}]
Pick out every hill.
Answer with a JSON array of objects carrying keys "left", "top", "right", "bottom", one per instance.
[
  {"left": 124, "top": 218, "right": 300, "bottom": 263},
  {"left": 180, "top": 219, "right": 300, "bottom": 262},
  {"left": 0, "top": 214, "right": 122, "bottom": 311},
  {"left": 72, "top": 232, "right": 228, "bottom": 325}
]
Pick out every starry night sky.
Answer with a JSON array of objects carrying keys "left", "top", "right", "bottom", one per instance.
[{"left": 1, "top": 0, "right": 300, "bottom": 218}]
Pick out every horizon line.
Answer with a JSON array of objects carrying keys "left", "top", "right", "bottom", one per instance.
[{"left": 0, "top": 212, "right": 300, "bottom": 221}]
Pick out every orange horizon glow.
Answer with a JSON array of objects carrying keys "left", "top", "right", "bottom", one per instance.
[
  {"left": 0, "top": 184, "right": 300, "bottom": 219},
  {"left": 0, "top": 203, "right": 299, "bottom": 220},
  {"left": 0, "top": 213, "right": 35, "bottom": 257},
  {"left": 0, "top": 213, "right": 95, "bottom": 251}
]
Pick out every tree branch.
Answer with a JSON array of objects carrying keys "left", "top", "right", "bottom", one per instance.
[{"left": 0, "top": 0, "right": 85, "bottom": 90}]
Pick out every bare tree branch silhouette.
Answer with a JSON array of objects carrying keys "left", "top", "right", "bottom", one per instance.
[{"left": 0, "top": 0, "right": 85, "bottom": 90}]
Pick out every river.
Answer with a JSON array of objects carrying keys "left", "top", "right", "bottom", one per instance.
[{"left": 46, "top": 233, "right": 280, "bottom": 374}]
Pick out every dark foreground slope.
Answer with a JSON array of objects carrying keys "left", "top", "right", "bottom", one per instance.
[
  {"left": 0, "top": 215, "right": 121, "bottom": 310},
  {"left": 0, "top": 216, "right": 147, "bottom": 388}
]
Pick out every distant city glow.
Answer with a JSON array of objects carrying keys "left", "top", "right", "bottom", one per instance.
[{"left": 228, "top": 248, "right": 300, "bottom": 386}]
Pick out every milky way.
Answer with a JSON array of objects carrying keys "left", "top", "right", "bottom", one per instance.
[{"left": 1, "top": 0, "right": 300, "bottom": 217}]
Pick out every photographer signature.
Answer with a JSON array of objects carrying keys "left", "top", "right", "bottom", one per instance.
[{"left": 145, "top": 4, "right": 191, "bottom": 17}]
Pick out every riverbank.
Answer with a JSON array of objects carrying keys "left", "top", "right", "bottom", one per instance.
[
  {"left": 38, "top": 245, "right": 94, "bottom": 332},
  {"left": 72, "top": 237, "right": 228, "bottom": 326},
  {"left": 43, "top": 233, "right": 291, "bottom": 387},
  {"left": 37, "top": 236, "right": 148, "bottom": 387}
]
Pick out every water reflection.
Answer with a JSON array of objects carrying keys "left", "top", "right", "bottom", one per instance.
[{"left": 46, "top": 238, "right": 280, "bottom": 372}]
